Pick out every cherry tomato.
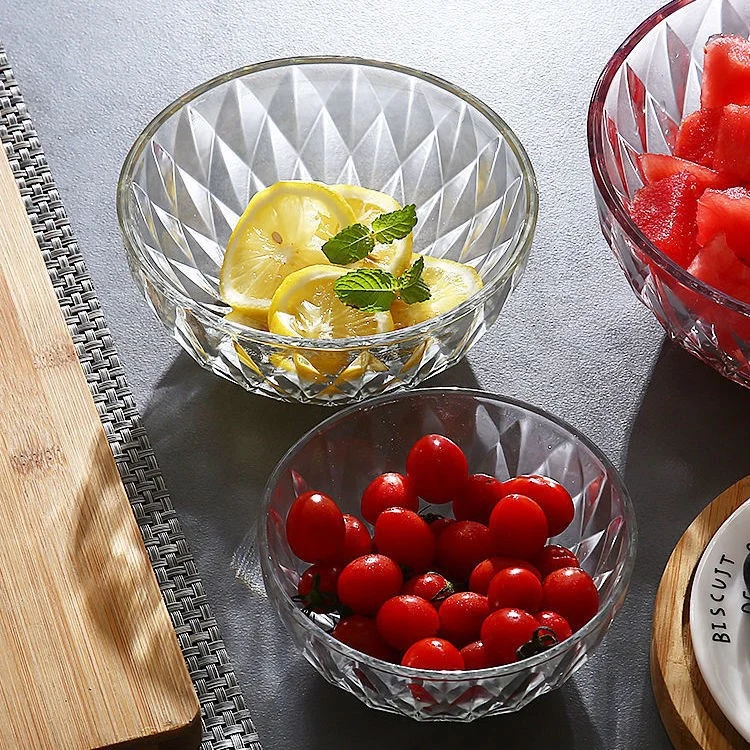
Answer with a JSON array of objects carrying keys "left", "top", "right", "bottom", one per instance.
[
  {"left": 337, "top": 554, "right": 403, "bottom": 615},
  {"left": 468, "top": 556, "right": 542, "bottom": 594},
  {"left": 406, "top": 434, "right": 469, "bottom": 504},
  {"left": 337, "top": 513, "right": 372, "bottom": 563},
  {"left": 402, "top": 572, "right": 454, "bottom": 604},
  {"left": 286, "top": 490, "right": 345, "bottom": 564},
  {"left": 488, "top": 494, "right": 549, "bottom": 560},
  {"left": 296, "top": 563, "right": 341, "bottom": 613},
  {"left": 401, "top": 637, "right": 465, "bottom": 670},
  {"left": 487, "top": 567, "right": 543, "bottom": 612},
  {"left": 453, "top": 473, "right": 504, "bottom": 524},
  {"left": 536, "top": 610, "right": 573, "bottom": 642},
  {"left": 429, "top": 517, "right": 456, "bottom": 539},
  {"left": 541, "top": 567, "right": 599, "bottom": 632},
  {"left": 438, "top": 592, "right": 490, "bottom": 647},
  {"left": 376, "top": 595, "right": 440, "bottom": 651},
  {"left": 534, "top": 544, "right": 580, "bottom": 578},
  {"left": 374, "top": 508, "right": 436, "bottom": 572},
  {"left": 501, "top": 475, "right": 575, "bottom": 537},
  {"left": 360, "top": 472, "right": 418, "bottom": 524},
  {"left": 480, "top": 608, "right": 540, "bottom": 666},
  {"left": 436, "top": 520, "right": 494, "bottom": 582},
  {"left": 332, "top": 615, "right": 398, "bottom": 662},
  {"left": 460, "top": 640, "right": 491, "bottom": 670}
]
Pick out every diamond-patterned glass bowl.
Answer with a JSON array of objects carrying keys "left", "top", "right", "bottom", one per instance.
[
  {"left": 258, "top": 388, "right": 636, "bottom": 721},
  {"left": 588, "top": 0, "right": 750, "bottom": 389},
  {"left": 117, "top": 58, "right": 538, "bottom": 404}
]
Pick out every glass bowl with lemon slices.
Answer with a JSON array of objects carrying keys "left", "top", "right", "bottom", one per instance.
[{"left": 118, "top": 58, "right": 538, "bottom": 404}]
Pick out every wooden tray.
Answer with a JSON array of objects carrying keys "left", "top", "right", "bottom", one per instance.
[
  {"left": 0, "top": 144, "right": 200, "bottom": 748},
  {"left": 651, "top": 476, "right": 750, "bottom": 749}
]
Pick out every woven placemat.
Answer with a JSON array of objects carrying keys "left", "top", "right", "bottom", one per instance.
[{"left": 0, "top": 44, "right": 262, "bottom": 750}]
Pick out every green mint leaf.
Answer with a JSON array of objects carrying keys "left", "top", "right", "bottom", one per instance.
[
  {"left": 333, "top": 268, "right": 397, "bottom": 312},
  {"left": 322, "top": 223, "right": 375, "bottom": 264},
  {"left": 397, "top": 256, "right": 431, "bottom": 305},
  {"left": 371, "top": 204, "right": 418, "bottom": 243}
]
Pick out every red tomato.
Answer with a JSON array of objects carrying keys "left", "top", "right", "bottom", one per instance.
[
  {"left": 337, "top": 554, "right": 404, "bottom": 615},
  {"left": 436, "top": 520, "right": 494, "bottom": 582},
  {"left": 460, "top": 640, "right": 491, "bottom": 670},
  {"left": 438, "top": 592, "right": 490, "bottom": 647},
  {"left": 487, "top": 567, "right": 543, "bottom": 612},
  {"left": 453, "top": 474, "right": 504, "bottom": 524},
  {"left": 534, "top": 544, "right": 580, "bottom": 578},
  {"left": 286, "top": 490, "right": 345, "bottom": 563},
  {"left": 360, "top": 472, "right": 418, "bottom": 524},
  {"left": 401, "top": 637, "right": 465, "bottom": 670},
  {"left": 296, "top": 563, "right": 341, "bottom": 613},
  {"left": 406, "top": 434, "right": 469, "bottom": 504},
  {"left": 429, "top": 517, "right": 456, "bottom": 539},
  {"left": 332, "top": 615, "right": 398, "bottom": 662},
  {"left": 536, "top": 610, "right": 573, "bottom": 642},
  {"left": 374, "top": 508, "right": 436, "bottom": 572},
  {"left": 468, "top": 556, "right": 542, "bottom": 594},
  {"left": 541, "top": 567, "right": 599, "bottom": 632},
  {"left": 481, "top": 608, "right": 540, "bottom": 666},
  {"left": 402, "top": 572, "right": 454, "bottom": 604},
  {"left": 488, "top": 494, "right": 549, "bottom": 560},
  {"left": 337, "top": 514, "right": 372, "bottom": 563},
  {"left": 501, "top": 475, "right": 575, "bottom": 537},
  {"left": 376, "top": 595, "right": 440, "bottom": 651}
]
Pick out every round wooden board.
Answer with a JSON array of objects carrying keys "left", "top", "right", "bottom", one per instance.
[{"left": 651, "top": 475, "right": 750, "bottom": 750}]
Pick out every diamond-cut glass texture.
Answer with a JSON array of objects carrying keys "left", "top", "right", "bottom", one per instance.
[
  {"left": 590, "top": 0, "right": 750, "bottom": 389},
  {"left": 120, "top": 60, "right": 536, "bottom": 404},
  {"left": 258, "top": 390, "right": 636, "bottom": 720}
]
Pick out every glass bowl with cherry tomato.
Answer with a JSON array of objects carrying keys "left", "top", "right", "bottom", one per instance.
[{"left": 258, "top": 387, "right": 636, "bottom": 721}]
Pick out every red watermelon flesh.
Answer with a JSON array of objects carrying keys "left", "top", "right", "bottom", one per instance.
[
  {"left": 701, "top": 34, "right": 750, "bottom": 109},
  {"left": 696, "top": 187, "right": 750, "bottom": 263},
  {"left": 674, "top": 108, "right": 722, "bottom": 168},
  {"left": 687, "top": 234, "right": 750, "bottom": 303},
  {"left": 713, "top": 104, "right": 750, "bottom": 182},
  {"left": 630, "top": 172, "right": 700, "bottom": 267},
  {"left": 639, "top": 152, "right": 727, "bottom": 191}
]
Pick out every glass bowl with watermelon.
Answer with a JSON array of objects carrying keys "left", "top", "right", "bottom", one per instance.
[{"left": 588, "top": 0, "right": 750, "bottom": 388}]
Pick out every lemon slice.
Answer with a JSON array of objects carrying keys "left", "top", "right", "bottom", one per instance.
[
  {"left": 269, "top": 264, "right": 394, "bottom": 340},
  {"left": 390, "top": 255, "right": 484, "bottom": 329},
  {"left": 268, "top": 264, "right": 393, "bottom": 377},
  {"left": 219, "top": 181, "right": 356, "bottom": 318},
  {"left": 329, "top": 184, "right": 413, "bottom": 276},
  {"left": 224, "top": 307, "right": 268, "bottom": 332}
]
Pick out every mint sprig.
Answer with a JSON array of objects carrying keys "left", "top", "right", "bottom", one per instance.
[
  {"left": 322, "top": 204, "right": 418, "bottom": 265},
  {"left": 333, "top": 257, "right": 431, "bottom": 312}
]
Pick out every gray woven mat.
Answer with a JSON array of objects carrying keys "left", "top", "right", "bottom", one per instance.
[{"left": 0, "top": 45, "right": 262, "bottom": 750}]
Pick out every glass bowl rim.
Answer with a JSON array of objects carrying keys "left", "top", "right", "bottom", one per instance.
[
  {"left": 257, "top": 386, "right": 638, "bottom": 681},
  {"left": 116, "top": 55, "right": 539, "bottom": 350},
  {"left": 587, "top": 0, "right": 750, "bottom": 317}
]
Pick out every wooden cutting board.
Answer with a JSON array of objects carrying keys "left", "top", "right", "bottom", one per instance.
[{"left": 0, "top": 147, "right": 200, "bottom": 748}]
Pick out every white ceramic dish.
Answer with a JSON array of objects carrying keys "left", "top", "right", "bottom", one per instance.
[{"left": 689, "top": 498, "right": 750, "bottom": 743}]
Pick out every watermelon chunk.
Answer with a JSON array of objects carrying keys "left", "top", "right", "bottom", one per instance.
[
  {"left": 630, "top": 172, "right": 700, "bottom": 267},
  {"left": 639, "top": 152, "right": 727, "bottom": 191},
  {"left": 713, "top": 104, "right": 750, "bottom": 182},
  {"left": 701, "top": 34, "right": 750, "bottom": 109},
  {"left": 687, "top": 234, "right": 750, "bottom": 304},
  {"left": 674, "top": 108, "right": 722, "bottom": 168},
  {"left": 696, "top": 187, "right": 750, "bottom": 263}
]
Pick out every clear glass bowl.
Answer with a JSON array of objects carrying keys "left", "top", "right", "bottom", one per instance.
[
  {"left": 588, "top": 0, "right": 750, "bottom": 389},
  {"left": 117, "top": 58, "right": 538, "bottom": 405},
  {"left": 257, "top": 388, "right": 636, "bottom": 721}
]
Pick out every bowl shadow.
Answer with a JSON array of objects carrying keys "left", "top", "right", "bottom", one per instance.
[{"left": 620, "top": 340, "right": 750, "bottom": 746}]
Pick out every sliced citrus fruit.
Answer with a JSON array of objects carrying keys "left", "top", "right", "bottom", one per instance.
[
  {"left": 224, "top": 307, "right": 268, "bottom": 332},
  {"left": 329, "top": 184, "right": 413, "bottom": 275},
  {"left": 268, "top": 264, "right": 393, "bottom": 376},
  {"left": 390, "top": 255, "right": 484, "bottom": 329},
  {"left": 219, "top": 181, "right": 356, "bottom": 318}
]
